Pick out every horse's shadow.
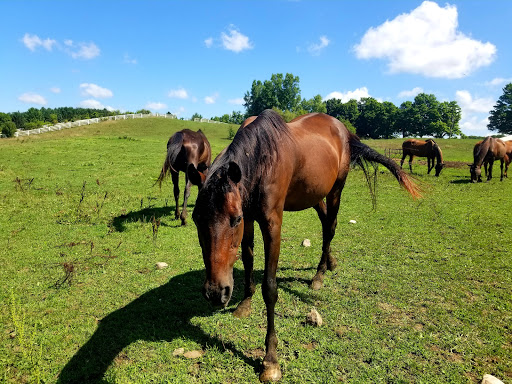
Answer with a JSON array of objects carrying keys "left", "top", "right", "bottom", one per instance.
[
  {"left": 110, "top": 204, "right": 195, "bottom": 232},
  {"left": 57, "top": 269, "right": 256, "bottom": 383}
]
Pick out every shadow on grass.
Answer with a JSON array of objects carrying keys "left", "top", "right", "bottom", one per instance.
[
  {"left": 57, "top": 258, "right": 325, "bottom": 383},
  {"left": 57, "top": 269, "right": 258, "bottom": 384},
  {"left": 449, "top": 177, "right": 472, "bottom": 184},
  {"left": 110, "top": 204, "right": 195, "bottom": 232}
]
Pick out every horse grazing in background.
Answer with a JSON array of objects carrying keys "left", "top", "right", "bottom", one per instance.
[
  {"left": 469, "top": 136, "right": 506, "bottom": 183},
  {"left": 504, "top": 140, "right": 512, "bottom": 178},
  {"left": 157, "top": 129, "right": 211, "bottom": 225},
  {"left": 188, "top": 110, "right": 420, "bottom": 382},
  {"left": 400, "top": 138, "right": 444, "bottom": 176}
]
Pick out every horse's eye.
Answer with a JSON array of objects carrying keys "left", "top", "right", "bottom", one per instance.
[{"left": 230, "top": 215, "right": 242, "bottom": 227}]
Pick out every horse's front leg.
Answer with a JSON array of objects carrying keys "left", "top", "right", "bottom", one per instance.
[
  {"left": 259, "top": 213, "right": 283, "bottom": 382},
  {"left": 427, "top": 157, "right": 432, "bottom": 174},
  {"left": 180, "top": 175, "right": 192, "bottom": 225},
  {"left": 233, "top": 219, "right": 256, "bottom": 318},
  {"left": 500, "top": 159, "right": 504, "bottom": 181},
  {"left": 409, "top": 156, "right": 413, "bottom": 173},
  {"left": 171, "top": 171, "right": 180, "bottom": 219}
]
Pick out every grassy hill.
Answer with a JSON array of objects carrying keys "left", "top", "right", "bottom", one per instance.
[{"left": 1, "top": 118, "right": 511, "bottom": 383}]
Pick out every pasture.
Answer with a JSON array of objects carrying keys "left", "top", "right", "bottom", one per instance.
[{"left": 1, "top": 118, "right": 511, "bottom": 383}]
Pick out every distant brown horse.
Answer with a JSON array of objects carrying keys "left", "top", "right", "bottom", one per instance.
[
  {"left": 504, "top": 140, "right": 512, "bottom": 178},
  {"left": 157, "top": 129, "right": 211, "bottom": 225},
  {"left": 469, "top": 136, "right": 507, "bottom": 183},
  {"left": 400, "top": 138, "right": 444, "bottom": 176},
  {"left": 188, "top": 110, "right": 420, "bottom": 382}
]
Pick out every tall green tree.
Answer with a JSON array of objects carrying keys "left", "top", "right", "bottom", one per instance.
[
  {"left": 440, "top": 101, "right": 462, "bottom": 138},
  {"left": 488, "top": 83, "right": 512, "bottom": 134},
  {"left": 243, "top": 73, "right": 301, "bottom": 116}
]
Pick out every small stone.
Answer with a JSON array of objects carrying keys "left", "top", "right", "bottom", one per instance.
[
  {"left": 184, "top": 350, "right": 204, "bottom": 359},
  {"left": 155, "top": 262, "right": 168, "bottom": 270},
  {"left": 302, "top": 239, "right": 311, "bottom": 247},
  {"left": 349, "top": 219, "right": 357, "bottom": 224},
  {"left": 306, "top": 308, "right": 323, "bottom": 327},
  {"left": 172, "top": 347, "right": 185, "bottom": 356},
  {"left": 481, "top": 374, "right": 504, "bottom": 384}
]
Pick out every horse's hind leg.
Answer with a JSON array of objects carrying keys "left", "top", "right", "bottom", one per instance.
[
  {"left": 311, "top": 184, "right": 343, "bottom": 291},
  {"left": 408, "top": 155, "right": 414, "bottom": 173},
  {"left": 171, "top": 170, "right": 180, "bottom": 220},
  {"left": 427, "top": 157, "right": 433, "bottom": 174},
  {"left": 500, "top": 159, "right": 504, "bottom": 181},
  {"left": 233, "top": 219, "right": 256, "bottom": 318},
  {"left": 180, "top": 175, "right": 192, "bottom": 225}
]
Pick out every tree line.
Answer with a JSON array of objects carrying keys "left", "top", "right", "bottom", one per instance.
[
  {"left": 0, "top": 107, "right": 152, "bottom": 137},
  {"left": 212, "top": 73, "right": 512, "bottom": 138}
]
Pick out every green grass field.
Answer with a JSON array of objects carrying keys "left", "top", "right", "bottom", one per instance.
[{"left": 1, "top": 118, "right": 511, "bottom": 383}]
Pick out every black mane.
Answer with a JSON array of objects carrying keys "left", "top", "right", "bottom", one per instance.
[{"left": 202, "top": 109, "right": 292, "bottom": 207}]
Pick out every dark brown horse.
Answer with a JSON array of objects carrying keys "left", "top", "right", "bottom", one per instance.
[
  {"left": 157, "top": 129, "right": 211, "bottom": 225},
  {"left": 469, "top": 136, "right": 506, "bottom": 183},
  {"left": 188, "top": 110, "right": 419, "bottom": 382},
  {"left": 400, "top": 138, "right": 444, "bottom": 176}
]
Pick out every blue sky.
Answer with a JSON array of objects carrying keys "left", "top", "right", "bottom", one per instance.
[{"left": 2, "top": 0, "right": 511, "bottom": 136}]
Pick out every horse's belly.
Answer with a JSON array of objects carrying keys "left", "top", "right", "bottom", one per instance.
[{"left": 283, "top": 175, "right": 338, "bottom": 211}]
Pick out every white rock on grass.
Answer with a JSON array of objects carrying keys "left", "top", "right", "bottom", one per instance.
[
  {"left": 306, "top": 308, "right": 323, "bottom": 327},
  {"left": 481, "top": 374, "right": 504, "bottom": 384},
  {"left": 349, "top": 219, "right": 357, "bottom": 224},
  {"left": 302, "top": 239, "right": 311, "bottom": 247},
  {"left": 155, "top": 262, "right": 168, "bottom": 270}
]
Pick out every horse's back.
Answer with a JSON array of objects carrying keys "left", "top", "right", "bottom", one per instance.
[{"left": 284, "top": 114, "right": 351, "bottom": 211}]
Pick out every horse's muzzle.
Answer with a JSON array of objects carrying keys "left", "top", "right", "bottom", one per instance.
[{"left": 202, "top": 281, "right": 232, "bottom": 307}]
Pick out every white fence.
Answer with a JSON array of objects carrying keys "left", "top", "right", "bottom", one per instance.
[{"left": 5, "top": 113, "right": 177, "bottom": 138}]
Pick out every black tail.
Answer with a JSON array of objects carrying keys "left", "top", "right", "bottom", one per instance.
[
  {"left": 156, "top": 132, "right": 184, "bottom": 187},
  {"left": 349, "top": 134, "right": 421, "bottom": 202}
]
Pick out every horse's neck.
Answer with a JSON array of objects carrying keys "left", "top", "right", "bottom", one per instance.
[
  {"left": 434, "top": 145, "right": 443, "bottom": 164},
  {"left": 475, "top": 138, "right": 492, "bottom": 166}
]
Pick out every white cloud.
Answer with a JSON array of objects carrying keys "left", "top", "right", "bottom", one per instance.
[
  {"left": 455, "top": 90, "right": 494, "bottom": 115},
  {"left": 324, "top": 87, "right": 370, "bottom": 102},
  {"left": 308, "top": 36, "right": 330, "bottom": 56},
  {"left": 18, "top": 92, "right": 47, "bottom": 105},
  {"left": 353, "top": 1, "right": 496, "bottom": 78},
  {"left": 221, "top": 26, "right": 253, "bottom": 53},
  {"left": 70, "top": 42, "right": 100, "bottom": 59},
  {"left": 228, "top": 98, "right": 244, "bottom": 105},
  {"left": 398, "top": 87, "right": 424, "bottom": 98},
  {"left": 168, "top": 88, "right": 189, "bottom": 99},
  {"left": 485, "top": 78, "right": 512, "bottom": 87},
  {"left": 145, "top": 102, "right": 167, "bottom": 111},
  {"left": 22, "top": 33, "right": 56, "bottom": 51},
  {"left": 123, "top": 54, "right": 137, "bottom": 64},
  {"left": 204, "top": 37, "right": 213, "bottom": 48},
  {"left": 50, "top": 87, "right": 61, "bottom": 94},
  {"left": 204, "top": 93, "right": 219, "bottom": 104},
  {"left": 80, "top": 83, "right": 113, "bottom": 99},
  {"left": 79, "top": 99, "right": 114, "bottom": 111}
]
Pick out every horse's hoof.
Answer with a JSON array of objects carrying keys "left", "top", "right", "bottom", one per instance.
[
  {"left": 259, "top": 362, "right": 282, "bottom": 382},
  {"left": 180, "top": 219, "right": 186, "bottom": 226},
  {"left": 310, "top": 276, "right": 324, "bottom": 291},
  {"left": 233, "top": 299, "right": 252, "bottom": 318}
]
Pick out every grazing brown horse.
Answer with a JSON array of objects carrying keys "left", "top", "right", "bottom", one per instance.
[
  {"left": 504, "top": 140, "right": 512, "bottom": 178},
  {"left": 400, "top": 138, "right": 444, "bottom": 176},
  {"left": 157, "top": 129, "right": 211, "bottom": 225},
  {"left": 188, "top": 110, "right": 420, "bottom": 382},
  {"left": 469, "top": 136, "right": 506, "bottom": 183}
]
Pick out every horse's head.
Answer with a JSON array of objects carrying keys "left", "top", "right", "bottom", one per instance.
[
  {"left": 188, "top": 164, "right": 208, "bottom": 189},
  {"left": 434, "top": 162, "right": 445, "bottom": 177},
  {"left": 192, "top": 162, "right": 244, "bottom": 307},
  {"left": 469, "top": 163, "right": 481, "bottom": 183}
]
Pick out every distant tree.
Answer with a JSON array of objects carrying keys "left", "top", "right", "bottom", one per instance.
[
  {"left": 396, "top": 101, "right": 415, "bottom": 138},
  {"left": 243, "top": 73, "right": 301, "bottom": 116},
  {"left": 325, "top": 98, "right": 359, "bottom": 125},
  {"left": 136, "top": 109, "right": 151, "bottom": 114},
  {"left": 411, "top": 93, "right": 441, "bottom": 136},
  {"left": 10, "top": 112, "right": 26, "bottom": 130},
  {"left": 440, "top": 101, "right": 462, "bottom": 138},
  {"left": 299, "top": 95, "right": 326, "bottom": 114},
  {"left": 355, "top": 97, "right": 385, "bottom": 138},
  {"left": 191, "top": 113, "right": 203, "bottom": 121},
  {"left": 488, "top": 83, "right": 512, "bottom": 134},
  {"left": 0, "top": 113, "right": 16, "bottom": 137}
]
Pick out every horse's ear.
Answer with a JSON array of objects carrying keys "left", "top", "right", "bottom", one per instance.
[
  {"left": 227, "top": 162, "right": 242, "bottom": 184},
  {"left": 188, "top": 164, "right": 204, "bottom": 187}
]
